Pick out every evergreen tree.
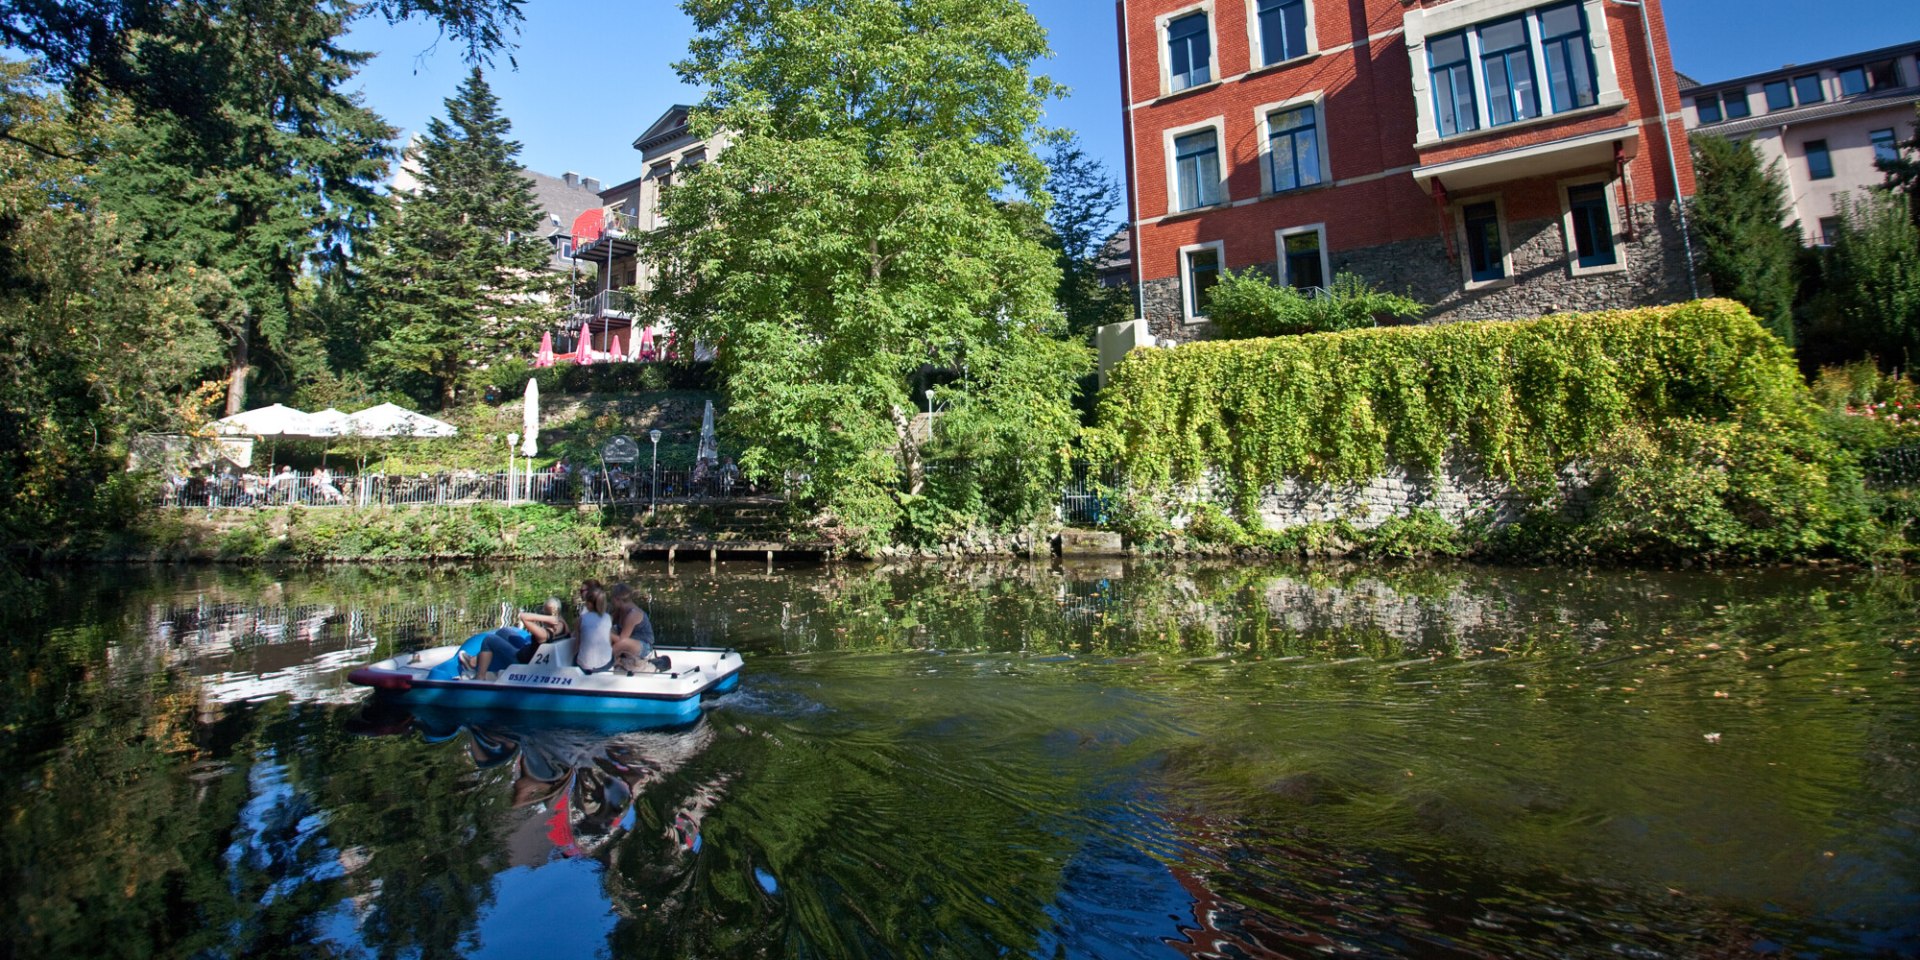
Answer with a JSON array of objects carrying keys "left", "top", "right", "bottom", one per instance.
[
  {"left": 1043, "top": 136, "right": 1132, "bottom": 335},
  {"left": 1690, "top": 134, "right": 1801, "bottom": 345},
  {"left": 91, "top": 0, "right": 393, "bottom": 414},
  {"left": 1878, "top": 105, "right": 1920, "bottom": 232},
  {"left": 1812, "top": 190, "right": 1920, "bottom": 368},
  {"left": 364, "top": 68, "right": 556, "bottom": 410}
]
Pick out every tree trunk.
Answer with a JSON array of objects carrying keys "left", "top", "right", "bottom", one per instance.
[
  {"left": 891, "top": 404, "right": 923, "bottom": 495},
  {"left": 224, "top": 326, "right": 251, "bottom": 416}
]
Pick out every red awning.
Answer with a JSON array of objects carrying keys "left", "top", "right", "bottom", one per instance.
[{"left": 571, "top": 208, "right": 605, "bottom": 249}]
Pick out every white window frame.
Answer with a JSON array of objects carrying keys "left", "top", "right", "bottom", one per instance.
[
  {"left": 1255, "top": 93, "right": 1330, "bottom": 195},
  {"left": 1156, "top": 2, "right": 1220, "bottom": 97},
  {"left": 1274, "top": 223, "right": 1331, "bottom": 291},
  {"left": 1557, "top": 174, "right": 1627, "bottom": 277},
  {"left": 1245, "top": 0, "right": 1318, "bottom": 71},
  {"left": 1404, "top": 0, "right": 1625, "bottom": 147},
  {"left": 1163, "top": 116, "right": 1230, "bottom": 214},
  {"left": 1179, "top": 240, "right": 1227, "bottom": 324},
  {"left": 1453, "top": 194, "right": 1514, "bottom": 290}
]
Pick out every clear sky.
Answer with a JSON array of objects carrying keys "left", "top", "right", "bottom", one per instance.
[{"left": 342, "top": 1, "right": 1919, "bottom": 193}]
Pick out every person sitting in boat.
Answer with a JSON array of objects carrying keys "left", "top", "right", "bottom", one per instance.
[
  {"left": 608, "top": 582, "right": 657, "bottom": 671},
  {"left": 461, "top": 597, "right": 571, "bottom": 680},
  {"left": 574, "top": 582, "right": 617, "bottom": 674}
]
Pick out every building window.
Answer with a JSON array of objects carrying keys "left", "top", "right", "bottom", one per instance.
[
  {"left": 1792, "top": 74, "right": 1825, "bottom": 106},
  {"left": 1182, "top": 244, "right": 1224, "bottom": 321},
  {"left": 1257, "top": 0, "right": 1309, "bottom": 66},
  {"left": 1536, "top": 3, "right": 1595, "bottom": 113},
  {"left": 1168, "top": 11, "right": 1212, "bottom": 92},
  {"left": 1722, "top": 89, "right": 1751, "bottom": 119},
  {"left": 1462, "top": 201, "right": 1506, "bottom": 284},
  {"left": 1695, "top": 96, "right": 1721, "bottom": 124},
  {"left": 559, "top": 239, "right": 574, "bottom": 259},
  {"left": 1842, "top": 59, "right": 1902, "bottom": 96},
  {"left": 1429, "top": 32, "right": 1478, "bottom": 137},
  {"left": 1479, "top": 17, "right": 1540, "bottom": 126},
  {"left": 1173, "top": 128, "right": 1223, "bottom": 211},
  {"left": 1839, "top": 65, "right": 1869, "bottom": 97},
  {"left": 1278, "top": 226, "right": 1327, "bottom": 290},
  {"left": 1266, "top": 104, "right": 1321, "bottom": 192},
  {"left": 1764, "top": 79, "right": 1793, "bottom": 111},
  {"left": 1806, "top": 139, "right": 1834, "bottom": 180},
  {"left": 1872, "top": 128, "right": 1901, "bottom": 166},
  {"left": 1818, "top": 216, "right": 1841, "bottom": 246},
  {"left": 1565, "top": 182, "right": 1618, "bottom": 270}
]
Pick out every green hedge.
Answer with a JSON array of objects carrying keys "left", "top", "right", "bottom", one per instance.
[
  {"left": 484, "top": 359, "right": 716, "bottom": 397},
  {"left": 1090, "top": 299, "right": 1884, "bottom": 561}
]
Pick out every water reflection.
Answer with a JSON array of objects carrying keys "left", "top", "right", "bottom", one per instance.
[{"left": 1, "top": 560, "right": 1916, "bottom": 958}]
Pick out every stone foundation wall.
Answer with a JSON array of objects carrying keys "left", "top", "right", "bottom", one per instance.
[
  {"left": 1140, "top": 200, "right": 1698, "bottom": 343},
  {"left": 1174, "top": 456, "right": 1592, "bottom": 532}
]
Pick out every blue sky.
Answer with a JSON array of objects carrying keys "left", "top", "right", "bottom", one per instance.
[{"left": 343, "top": 1, "right": 1918, "bottom": 192}]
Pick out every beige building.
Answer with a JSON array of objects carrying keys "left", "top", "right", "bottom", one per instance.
[
  {"left": 1682, "top": 41, "right": 1920, "bottom": 245},
  {"left": 566, "top": 106, "right": 728, "bottom": 354}
]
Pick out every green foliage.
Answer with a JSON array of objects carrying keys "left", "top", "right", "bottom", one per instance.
[
  {"left": 1208, "top": 269, "right": 1425, "bottom": 340},
  {"left": 363, "top": 68, "right": 561, "bottom": 410},
  {"left": 1805, "top": 190, "right": 1920, "bottom": 369},
  {"left": 212, "top": 505, "right": 619, "bottom": 561},
  {"left": 1690, "top": 135, "right": 1802, "bottom": 345},
  {"left": 646, "top": 0, "right": 1089, "bottom": 549},
  {"left": 483, "top": 359, "right": 716, "bottom": 396},
  {"left": 1094, "top": 300, "right": 1879, "bottom": 562},
  {"left": 1043, "top": 135, "right": 1133, "bottom": 335}
]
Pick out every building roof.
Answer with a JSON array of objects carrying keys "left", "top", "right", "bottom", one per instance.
[
  {"left": 1699, "top": 86, "right": 1920, "bottom": 137},
  {"left": 1683, "top": 40, "right": 1920, "bottom": 95},
  {"left": 522, "top": 169, "right": 603, "bottom": 240},
  {"left": 1675, "top": 71, "right": 1703, "bottom": 92},
  {"left": 633, "top": 105, "right": 697, "bottom": 154}
]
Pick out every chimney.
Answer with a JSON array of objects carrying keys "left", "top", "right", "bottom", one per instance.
[
  {"left": 562, "top": 171, "right": 580, "bottom": 188},
  {"left": 583, "top": 177, "right": 601, "bottom": 193}
]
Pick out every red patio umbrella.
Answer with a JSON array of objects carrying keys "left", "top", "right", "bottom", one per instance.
[
  {"left": 638, "top": 325, "right": 656, "bottom": 362},
  {"left": 609, "top": 335, "right": 625, "bottom": 363},
  {"left": 535, "top": 331, "right": 554, "bottom": 368}
]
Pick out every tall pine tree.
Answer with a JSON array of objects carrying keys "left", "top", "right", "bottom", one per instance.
[
  {"left": 93, "top": 0, "right": 393, "bottom": 414},
  {"left": 365, "top": 68, "right": 556, "bottom": 410},
  {"left": 1690, "top": 134, "right": 1802, "bottom": 346}
]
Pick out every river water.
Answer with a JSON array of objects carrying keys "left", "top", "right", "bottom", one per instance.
[{"left": 3, "top": 560, "right": 1916, "bottom": 959}]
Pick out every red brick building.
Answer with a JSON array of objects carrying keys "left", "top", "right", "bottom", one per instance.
[{"left": 1114, "top": 0, "right": 1699, "bottom": 346}]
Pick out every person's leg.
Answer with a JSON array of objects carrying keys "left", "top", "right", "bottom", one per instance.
[{"left": 474, "top": 631, "right": 521, "bottom": 678}]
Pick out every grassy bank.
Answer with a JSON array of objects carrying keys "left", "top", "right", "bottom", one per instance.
[{"left": 97, "top": 504, "right": 628, "bottom": 563}]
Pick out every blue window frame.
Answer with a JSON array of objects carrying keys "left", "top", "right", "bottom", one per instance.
[
  {"left": 1266, "top": 105, "right": 1321, "bottom": 192},
  {"left": 1764, "top": 79, "right": 1793, "bottom": 110},
  {"left": 1257, "top": 0, "right": 1309, "bottom": 67},
  {"left": 1872, "top": 128, "right": 1900, "bottom": 166},
  {"left": 1566, "top": 184, "right": 1617, "bottom": 269},
  {"left": 1793, "top": 74, "right": 1825, "bottom": 106},
  {"left": 1430, "top": 32, "right": 1478, "bottom": 137},
  {"left": 1806, "top": 139, "right": 1834, "bottom": 180},
  {"left": 1537, "top": 3, "right": 1595, "bottom": 113},
  {"left": 1185, "top": 247, "right": 1221, "bottom": 318},
  {"left": 1174, "top": 129, "right": 1222, "bottom": 211},
  {"left": 1464, "top": 202, "right": 1505, "bottom": 283},
  {"left": 1168, "top": 12, "right": 1212, "bottom": 92},
  {"left": 1480, "top": 17, "right": 1540, "bottom": 126},
  {"left": 1282, "top": 231, "right": 1324, "bottom": 290}
]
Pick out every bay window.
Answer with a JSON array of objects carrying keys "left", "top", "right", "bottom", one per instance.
[
  {"left": 1430, "top": 32, "right": 1478, "bottom": 137},
  {"left": 1425, "top": 3, "right": 1597, "bottom": 139}
]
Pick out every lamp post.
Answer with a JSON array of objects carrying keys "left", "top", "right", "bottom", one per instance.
[
  {"left": 649, "top": 429, "right": 662, "bottom": 512},
  {"left": 507, "top": 433, "right": 519, "bottom": 505},
  {"left": 924, "top": 388, "right": 934, "bottom": 417}
]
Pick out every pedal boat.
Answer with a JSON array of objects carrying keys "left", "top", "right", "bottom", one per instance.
[{"left": 348, "top": 633, "right": 743, "bottom": 720}]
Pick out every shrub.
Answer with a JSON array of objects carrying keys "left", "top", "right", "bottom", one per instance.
[
  {"left": 483, "top": 359, "right": 716, "bottom": 398},
  {"left": 1208, "top": 270, "right": 1424, "bottom": 340}
]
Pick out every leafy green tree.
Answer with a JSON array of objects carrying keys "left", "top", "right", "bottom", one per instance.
[
  {"left": 1044, "top": 136, "right": 1132, "bottom": 335},
  {"left": 644, "top": 0, "right": 1091, "bottom": 546},
  {"left": 1689, "top": 134, "right": 1802, "bottom": 345},
  {"left": 0, "top": 60, "right": 225, "bottom": 559},
  {"left": 1810, "top": 190, "right": 1920, "bottom": 368},
  {"left": 90, "top": 0, "right": 393, "bottom": 414},
  {"left": 1879, "top": 105, "right": 1920, "bottom": 231},
  {"left": 1207, "top": 270, "right": 1423, "bottom": 340},
  {"left": 364, "top": 68, "right": 558, "bottom": 410}
]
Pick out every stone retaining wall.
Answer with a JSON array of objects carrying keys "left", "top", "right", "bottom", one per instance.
[{"left": 1177, "top": 456, "right": 1592, "bottom": 532}]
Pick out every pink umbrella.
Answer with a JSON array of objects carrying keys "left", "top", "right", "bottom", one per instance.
[
  {"left": 577, "top": 332, "right": 595, "bottom": 366},
  {"left": 638, "top": 326, "right": 656, "bottom": 362},
  {"left": 609, "top": 335, "right": 625, "bottom": 363},
  {"left": 535, "top": 331, "right": 554, "bottom": 368}
]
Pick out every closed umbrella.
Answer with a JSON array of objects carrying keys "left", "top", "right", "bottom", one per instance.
[
  {"left": 697, "top": 400, "right": 718, "bottom": 464},
  {"left": 536, "top": 332, "right": 554, "bottom": 369},
  {"left": 521, "top": 379, "right": 540, "bottom": 457},
  {"left": 609, "top": 335, "right": 624, "bottom": 363},
  {"left": 638, "top": 326, "right": 656, "bottom": 362}
]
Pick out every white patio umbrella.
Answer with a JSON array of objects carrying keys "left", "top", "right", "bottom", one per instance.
[
  {"left": 346, "top": 403, "right": 459, "bottom": 439},
  {"left": 521, "top": 380, "right": 540, "bottom": 457},
  {"left": 213, "top": 404, "right": 322, "bottom": 438},
  {"left": 307, "top": 408, "right": 354, "bottom": 437}
]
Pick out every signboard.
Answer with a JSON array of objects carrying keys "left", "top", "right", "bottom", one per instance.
[{"left": 601, "top": 435, "right": 641, "bottom": 463}]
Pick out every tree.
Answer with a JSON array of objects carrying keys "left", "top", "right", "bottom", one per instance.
[
  {"left": 1810, "top": 190, "right": 1920, "bottom": 368},
  {"left": 1690, "top": 134, "right": 1802, "bottom": 345},
  {"left": 363, "top": 68, "right": 558, "bottom": 410},
  {"left": 90, "top": 0, "right": 394, "bottom": 414},
  {"left": 644, "top": 0, "right": 1090, "bottom": 546},
  {"left": 1043, "top": 136, "right": 1132, "bottom": 335},
  {"left": 0, "top": 60, "right": 225, "bottom": 557},
  {"left": 1207, "top": 270, "right": 1424, "bottom": 340},
  {"left": 1878, "top": 104, "right": 1920, "bottom": 232}
]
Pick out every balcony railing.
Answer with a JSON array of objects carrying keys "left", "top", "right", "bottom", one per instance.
[{"left": 574, "top": 289, "right": 643, "bottom": 319}]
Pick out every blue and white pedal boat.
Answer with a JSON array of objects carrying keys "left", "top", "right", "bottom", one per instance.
[{"left": 349, "top": 634, "right": 743, "bottom": 721}]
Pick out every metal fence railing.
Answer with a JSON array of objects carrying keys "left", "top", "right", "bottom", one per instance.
[
  {"left": 157, "top": 466, "right": 764, "bottom": 510},
  {"left": 1059, "top": 465, "right": 1117, "bottom": 526},
  {"left": 1865, "top": 442, "right": 1920, "bottom": 489}
]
